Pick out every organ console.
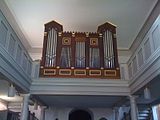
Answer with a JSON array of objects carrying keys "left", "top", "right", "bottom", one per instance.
[{"left": 39, "top": 21, "right": 120, "bottom": 79}]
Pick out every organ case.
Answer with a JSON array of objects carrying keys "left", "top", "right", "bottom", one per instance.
[{"left": 40, "top": 21, "right": 120, "bottom": 79}]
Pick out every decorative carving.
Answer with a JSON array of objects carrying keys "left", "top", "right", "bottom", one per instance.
[
  {"left": 85, "top": 32, "right": 89, "bottom": 37},
  {"left": 90, "top": 38, "right": 98, "bottom": 46},
  {"left": 44, "top": 69, "right": 56, "bottom": 75},
  {"left": 62, "top": 37, "right": 71, "bottom": 45},
  {"left": 58, "top": 32, "right": 62, "bottom": 36},
  {"left": 72, "top": 32, "right": 75, "bottom": 37},
  {"left": 104, "top": 70, "right": 116, "bottom": 77},
  {"left": 75, "top": 37, "right": 86, "bottom": 42},
  {"left": 99, "top": 33, "right": 102, "bottom": 37},
  {"left": 74, "top": 69, "right": 86, "bottom": 75},
  {"left": 59, "top": 69, "right": 72, "bottom": 75},
  {"left": 89, "top": 70, "right": 101, "bottom": 76},
  {"left": 44, "top": 32, "right": 47, "bottom": 36}
]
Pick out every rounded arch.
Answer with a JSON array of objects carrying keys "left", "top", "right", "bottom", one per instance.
[
  {"left": 99, "top": 117, "right": 108, "bottom": 120},
  {"left": 69, "top": 109, "right": 93, "bottom": 120}
]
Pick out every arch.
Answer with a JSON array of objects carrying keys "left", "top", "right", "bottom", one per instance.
[
  {"left": 99, "top": 117, "right": 108, "bottom": 120},
  {"left": 69, "top": 109, "right": 92, "bottom": 120}
]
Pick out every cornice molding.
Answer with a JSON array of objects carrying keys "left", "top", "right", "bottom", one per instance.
[
  {"left": 0, "top": 0, "right": 31, "bottom": 50},
  {"left": 30, "top": 78, "right": 130, "bottom": 96},
  {"left": 129, "top": 0, "right": 160, "bottom": 53}
]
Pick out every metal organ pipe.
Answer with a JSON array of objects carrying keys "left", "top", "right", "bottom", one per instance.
[
  {"left": 103, "top": 31, "right": 107, "bottom": 68},
  {"left": 45, "top": 29, "right": 50, "bottom": 67},
  {"left": 53, "top": 29, "right": 57, "bottom": 67},
  {"left": 76, "top": 42, "right": 85, "bottom": 67},
  {"left": 45, "top": 28, "right": 57, "bottom": 67},
  {"left": 82, "top": 42, "right": 85, "bottom": 67},
  {"left": 108, "top": 30, "right": 111, "bottom": 68},
  {"left": 103, "top": 30, "right": 115, "bottom": 68},
  {"left": 50, "top": 28, "right": 53, "bottom": 66},
  {"left": 110, "top": 32, "right": 114, "bottom": 68},
  {"left": 67, "top": 47, "right": 71, "bottom": 67}
]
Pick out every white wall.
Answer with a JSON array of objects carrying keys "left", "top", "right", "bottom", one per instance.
[
  {"left": 0, "top": 99, "right": 7, "bottom": 111},
  {"left": 45, "top": 107, "right": 114, "bottom": 120}
]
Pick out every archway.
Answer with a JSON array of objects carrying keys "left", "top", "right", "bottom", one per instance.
[{"left": 69, "top": 109, "right": 92, "bottom": 120}]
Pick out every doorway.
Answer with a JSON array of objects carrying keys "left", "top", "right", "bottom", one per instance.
[{"left": 69, "top": 109, "right": 92, "bottom": 120}]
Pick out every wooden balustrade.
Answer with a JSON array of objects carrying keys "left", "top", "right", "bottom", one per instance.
[{"left": 39, "top": 21, "right": 120, "bottom": 79}]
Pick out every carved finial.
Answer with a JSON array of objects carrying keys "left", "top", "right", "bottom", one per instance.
[
  {"left": 86, "top": 32, "right": 89, "bottom": 37},
  {"left": 99, "top": 33, "right": 103, "bottom": 37},
  {"left": 44, "top": 32, "right": 47, "bottom": 36},
  {"left": 72, "top": 32, "right": 75, "bottom": 37},
  {"left": 58, "top": 32, "right": 62, "bottom": 36}
]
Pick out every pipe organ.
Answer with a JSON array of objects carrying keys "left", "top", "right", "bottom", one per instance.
[{"left": 40, "top": 21, "right": 120, "bottom": 79}]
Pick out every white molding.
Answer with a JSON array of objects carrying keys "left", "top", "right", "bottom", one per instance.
[
  {"left": 129, "top": 47, "right": 160, "bottom": 93},
  {"left": 30, "top": 78, "right": 130, "bottom": 96},
  {"left": 129, "top": 0, "right": 160, "bottom": 53},
  {"left": 0, "top": 0, "right": 31, "bottom": 50}
]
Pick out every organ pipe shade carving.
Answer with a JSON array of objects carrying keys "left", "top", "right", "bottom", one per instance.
[
  {"left": 89, "top": 48, "right": 100, "bottom": 68},
  {"left": 60, "top": 47, "right": 72, "bottom": 68},
  {"left": 40, "top": 21, "right": 120, "bottom": 79}
]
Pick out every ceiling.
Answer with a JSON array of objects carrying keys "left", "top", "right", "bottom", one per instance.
[
  {"left": 4, "top": 0, "right": 157, "bottom": 50},
  {"left": 38, "top": 95, "right": 123, "bottom": 108}
]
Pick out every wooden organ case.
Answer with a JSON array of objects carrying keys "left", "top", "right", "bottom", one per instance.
[{"left": 40, "top": 21, "right": 120, "bottom": 79}]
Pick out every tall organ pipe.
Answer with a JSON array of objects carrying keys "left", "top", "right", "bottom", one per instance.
[
  {"left": 103, "top": 30, "right": 115, "bottom": 68},
  {"left": 45, "top": 28, "right": 57, "bottom": 67}
]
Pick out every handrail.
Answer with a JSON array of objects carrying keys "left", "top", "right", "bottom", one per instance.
[
  {"left": 127, "top": 15, "right": 160, "bottom": 81},
  {"left": 0, "top": 10, "right": 33, "bottom": 78},
  {"left": 28, "top": 111, "right": 39, "bottom": 120}
]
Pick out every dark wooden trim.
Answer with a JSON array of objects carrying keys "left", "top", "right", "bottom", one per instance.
[
  {"left": 56, "top": 32, "right": 61, "bottom": 67},
  {"left": 99, "top": 34, "right": 104, "bottom": 68},
  {"left": 112, "top": 31, "right": 119, "bottom": 68},
  {"left": 85, "top": 34, "right": 89, "bottom": 68},
  {"left": 40, "top": 27, "right": 48, "bottom": 67}
]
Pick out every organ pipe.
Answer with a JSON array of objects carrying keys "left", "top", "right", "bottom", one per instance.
[
  {"left": 60, "top": 47, "right": 71, "bottom": 68},
  {"left": 103, "top": 30, "right": 115, "bottom": 68},
  {"left": 75, "top": 42, "right": 85, "bottom": 67},
  {"left": 45, "top": 28, "right": 57, "bottom": 67},
  {"left": 90, "top": 48, "right": 100, "bottom": 68}
]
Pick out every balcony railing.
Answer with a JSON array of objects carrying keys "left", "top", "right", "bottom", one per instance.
[
  {"left": 0, "top": 10, "right": 32, "bottom": 91},
  {"left": 39, "top": 21, "right": 120, "bottom": 79}
]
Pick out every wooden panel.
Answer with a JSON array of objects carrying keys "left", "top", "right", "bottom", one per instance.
[
  {"left": 138, "top": 48, "right": 144, "bottom": 67},
  {"left": 16, "top": 45, "right": 22, "bottom": 65},
  {"left": 104, "top": 70, "right": 116, "bottom": 77},
  {"left": 74, "top": 69, "right": 86, "bottom": 76},
  {"left": 8, "top": 34, "right": 16, "bottom": 56},
  {"left": 59, "top": 69, "right": 72, "bottom": 75},
  {"left": 44, "top": 69, "right": 56, "bottom": 75},
  {"left": 144, "top": 38, "right": 151, "bottom": 60},
  {"left": 152, "top": 25, "right": 160, "bottom": 50},
  {"left": 0, "top": 21, "right": 8, "bottom": 46},
  {"left": 89, "top": 70, "right": 101, "bottom": 76},
  {"left": 132, "top": 56, "right": 137, "bottom": 75},
  {"left": 128, "top": 63, "right": 132, "bottom": 79}
]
